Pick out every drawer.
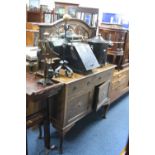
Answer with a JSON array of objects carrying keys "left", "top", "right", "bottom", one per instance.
[
  {"left": 112, "top": 80, "right": 128, "bottom": 91},
  {"left": 114, "top": 70, "right": 129, "bottom": 78},
  {"left": 67, "top": 76, "right": 94, "bottom": 98},
  {"left": 94, "top": 80, "right": 111, "bottom": 111},
  {"left": 110, "top": 81, "right": 129, "bottom": 102},
  {"left": 67, "top": 69, "right": 112, "bottom": 98},
  {"left": 66, "top": 91, "right": 93, "bottom": 124},
  {"left": 94, "top": 69, "right": 112, "bottom": 86},
  {"left": 113, "top": 69, "right": 129, "bottom": 81},
  {"left": 112, "top": 73, "right": 129, "bottom": 86}
]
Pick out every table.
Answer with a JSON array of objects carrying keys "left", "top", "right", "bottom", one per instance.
[{"left": 26, "top": 72, "right": 64, "bottom": 154}]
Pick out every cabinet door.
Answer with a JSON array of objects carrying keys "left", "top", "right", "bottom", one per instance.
[
  {"left": 94, "top": 80, "right": 110, "bottom": 111},
  {"left": 66, "top": 90, "right": 94, "bottom": 124}
]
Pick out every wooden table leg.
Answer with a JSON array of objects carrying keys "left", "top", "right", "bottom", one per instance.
[
  {"left": 44, "top": 98, "right": 51, "bottom": 150},
  {"left": 102, "top": 104, "right": 110, "bottom": 118},
  {"left": 38, "top": 123, "right": 43, "bottom": 139},
  {"left": 59, "top": 134, "right": 64, "bottom": 154},
  {"left": 43, "top": 97, "right": 57, "bottom": 154}
]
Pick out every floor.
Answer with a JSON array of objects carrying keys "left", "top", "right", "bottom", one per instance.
[{"left": 27, "top": 93, "right": 129, "bottom": 155}]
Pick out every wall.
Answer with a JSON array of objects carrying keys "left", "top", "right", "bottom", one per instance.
[{"left": 26, "top": 0, "right": 129, "bottom": 24}]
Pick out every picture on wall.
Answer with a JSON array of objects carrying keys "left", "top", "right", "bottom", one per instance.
[
  {"left": 84, "top": 13, "right": 92, "bottom": 25},
  {"left": 102, "top": 13, "right": 129, "bottom": 28}
]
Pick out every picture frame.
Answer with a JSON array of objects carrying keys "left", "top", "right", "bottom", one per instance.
[{"left": 84, "top": 13, "right": 92, "bottom": 26}]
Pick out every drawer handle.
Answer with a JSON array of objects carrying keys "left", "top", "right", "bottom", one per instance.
[
  {"left": 72, "top": 86, "right": 77, "bottom": 91},
  {"left": 87, "top": 81, "right": 90, "bottom": 86},
  {"left": 98, "top": 77, "right": 102, "bottom": 80}
]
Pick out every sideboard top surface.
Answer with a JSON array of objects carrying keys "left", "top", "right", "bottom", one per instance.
[{"left": 53, "top": 64, "right": 116, "bottom": 84}]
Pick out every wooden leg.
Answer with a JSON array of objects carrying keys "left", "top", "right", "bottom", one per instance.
[
  {"left": 43, "top": 98, "right": 51, "bottom": 150},
  {"left": 102, "top": 104, "right": 110, "bottom": 118},
  {"left": 43, "top": 98, "right": 57, "bottom": 155},
  {"left": 59, "top": 134, "right": 64, "bottom": 154},
  {"left": 58, "top": 125, "right": 74, "bottom": 154},
  {"left": 38, "top": 124, "right": 43, "bottom": 139}
]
